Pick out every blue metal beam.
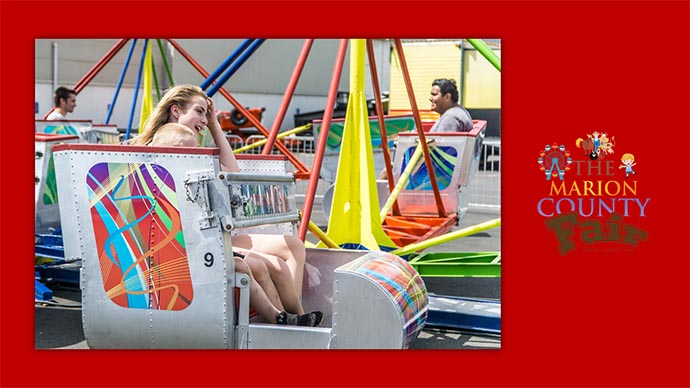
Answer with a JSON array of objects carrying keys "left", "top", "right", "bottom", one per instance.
[{"left": 425, "top": 294, "right": 501, "bottom": 335}]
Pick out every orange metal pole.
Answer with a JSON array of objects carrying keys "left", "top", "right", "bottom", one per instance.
[
  {"left": 262, "top": 39, "right": 314, "bottom": 155},
  {"left": 366, "top": 39, "right": 400, "bottom": 216},
  {"left": 393, "top": 39, "right": 447, "bottom": 218},
  {"left": 297, "top": 39, "right": 348, "bottom": 242}
]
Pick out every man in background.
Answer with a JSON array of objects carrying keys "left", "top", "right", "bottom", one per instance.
[
  {"left": 428, "top": 78, "right": 473, "bottom": 132},
  {"left": 46, "top": 86, "right": 77, "bottom": 120}
]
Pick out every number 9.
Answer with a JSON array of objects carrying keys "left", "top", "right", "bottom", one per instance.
[{"left": 204, "top": 252, "right": 214, "bottom": 267}]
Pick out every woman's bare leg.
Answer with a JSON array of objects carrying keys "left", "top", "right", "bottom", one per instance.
[
  {"left": 242, "top": 255, "right": 285, "bottom": 312},
  {"left": 236, "top": 248, "right": 304, "bottom": 315},
  {"left": 232, "top": 234, "right": 306, "bottom": 295},
  {"left": 234, "top": 258, "right": 281, "bottom": 323}
]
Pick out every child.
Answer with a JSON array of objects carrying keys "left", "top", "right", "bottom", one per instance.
[
  {"left": 619, "top": 153, "right": 637, "bottom": 179},
  {"left": 150, "top": 122, "right": 199, "bottom": 147}
]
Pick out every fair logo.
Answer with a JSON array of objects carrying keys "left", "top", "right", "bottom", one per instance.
[{"left": 536, "top": 132, "right": 649, "bottom": 255}]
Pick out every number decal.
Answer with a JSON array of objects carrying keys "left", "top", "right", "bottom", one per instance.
[{"left": 204, "top": 252, "right": 214, "bottom": 267}]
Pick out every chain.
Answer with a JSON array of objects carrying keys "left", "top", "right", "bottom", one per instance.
[{"left": 184, "top": 178, "right": 201, "bottom": 203}]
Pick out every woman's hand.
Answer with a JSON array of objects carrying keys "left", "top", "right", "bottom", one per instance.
[
  {"left": 205, "top": 96, "right": 240, "bottom": 173},
  {"left": 206, "top": 97, "right": 219, "bottom": 126}
]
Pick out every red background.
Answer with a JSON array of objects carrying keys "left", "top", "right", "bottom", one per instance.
[{"left": 1, "top": 1, "right": 688, "bottom": 387}]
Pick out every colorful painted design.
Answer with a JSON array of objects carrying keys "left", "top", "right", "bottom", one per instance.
[
  {"left": 340, "top": 252, "right": 427, "bottom": 348},
  {"left": 86, "top": 162, "right": 193, "bottom": 311},
  {"left": 401, "top": 145, "right": 457, "bottom": 190},
  {"left": 43, "top": 124, "right": 79, "bottom": 136},
  {"left": 315, "top": 116, "right": 415, "bottom": 152},
  {"left": 42, "top": 154, "right": 58, "bottom": 205}
]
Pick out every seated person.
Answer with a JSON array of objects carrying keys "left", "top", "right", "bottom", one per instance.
[
  {"left": 378, "top": 78, "right": 472, "bottom": 181},
  {"left": 148, "top": 118, "right": 322, "bottom": 326},
  {"left": 428, "top": 78, "right": 473, "bottom": 133},
  {"left": 133, "top": 85, "right": 307, "bottom": 298}
]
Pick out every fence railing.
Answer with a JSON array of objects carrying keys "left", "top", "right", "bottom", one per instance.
[{"left": 468, "top": 140, "right": 501, "bottom": 211}]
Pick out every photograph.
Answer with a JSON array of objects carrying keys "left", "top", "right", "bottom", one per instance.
[{"left": 33, "top": 38, "right": 501, "bottom": 351}]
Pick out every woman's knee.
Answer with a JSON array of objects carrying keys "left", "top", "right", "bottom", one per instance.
[
  {"left": 284, "top": 235, "right": 306, "bottom": 260},
  {"left": 248, "top": 258, "right": 270, "bottom": 282},
  {"left": 272, "top": 260, "right": 293, "bottom": 282}
]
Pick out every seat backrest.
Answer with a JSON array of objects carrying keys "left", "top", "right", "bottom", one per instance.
[
  {"left": 53, "top": 143, "right": 236, "bottom": 349},
  {"left": 391, "top": 120, "right": 487, "bottom": 216},
  {"left": 36, "top": 119, "right": 93, "bottom": 143},
  {"left": 89, "top": 124, "right": 121, "bottom": 144},
  {"left": 35, "top": 133, "right": 80, "bottom": 233}
]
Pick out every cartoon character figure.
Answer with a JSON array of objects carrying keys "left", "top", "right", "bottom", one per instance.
[
  {"left": 575, "top": 136, "right": 597, "bottom": 160},
  {"left": 576, "top": 131, "right": 615, "bottom": 160},
  {"left": 619, "top": 153, "right": 637, "bottom": 178},
  {"left": 591, "top": 131, "right": 601, "bottom": 154},
  {"left": 598, "top": 133, "right": 615, "bottom": 157}
]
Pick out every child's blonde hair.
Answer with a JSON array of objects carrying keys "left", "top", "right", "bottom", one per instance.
[
  {"left": 620, "top": 153, "right": 635, "bottom": 162},
  {"left": 150, "top": 123, "right": 198, "bottom": 147}
]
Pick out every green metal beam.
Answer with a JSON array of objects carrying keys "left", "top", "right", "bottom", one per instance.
[
  {"left": 466, "top": 39, "right": 501, "bottom": 72},
  {"left": 409, "top": 251, "right": 501, "bottom": 277}
]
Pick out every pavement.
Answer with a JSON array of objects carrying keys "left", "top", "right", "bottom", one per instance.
[{"left": 35, "top": 176, "right": 501, "bottom": 350}]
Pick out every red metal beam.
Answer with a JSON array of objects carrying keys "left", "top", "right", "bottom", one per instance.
[
  {"left": 393, "top": 39, "right": 447, "bottom": 218},
  {"left": 366, "top": 39, "right": 401, "bottom": 216},
  {"left": 262, "top": 39, "right": 314, "bottom": 155},
  {"left": 297, "top": 39, "right": 348, "bottom": 242}
]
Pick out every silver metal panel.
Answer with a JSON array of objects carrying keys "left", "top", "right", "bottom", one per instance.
[
  {"left": 246, "top": 325, "right": 331, "bottom": 349},
  {"left": 329, "top": 252, "right": 428, "bottom": 349},
  {"left": 301, "top": 248, "right": 367, "bottom": 328},
  {"left": 236, "top": 158, "right": 293, "bottom": 174},
  {"left": 330, "top": 271, "right": 404, "bottom": 349},
  {"left": 53, "top": 147, "right": 235, "bottom": 349}
]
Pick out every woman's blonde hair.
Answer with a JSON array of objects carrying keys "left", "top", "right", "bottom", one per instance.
[{"left": 130, "top": 84, "right": 207, "bottom": 145}]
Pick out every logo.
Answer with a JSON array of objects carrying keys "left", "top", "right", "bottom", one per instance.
[
  {"left": 536, "top": 132, "right": 649, "bottom": 255},
  {"left": 538, "top": 143, "right": 572, "bottom": 180}
]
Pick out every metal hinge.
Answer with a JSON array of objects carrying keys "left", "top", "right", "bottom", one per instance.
[{"left": 184, "top": 170, "right": 217, "bottom": 230}]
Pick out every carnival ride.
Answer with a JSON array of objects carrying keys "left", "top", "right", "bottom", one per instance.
[{"left": 34, "top": 38, "right": 501, "bottom": 348}]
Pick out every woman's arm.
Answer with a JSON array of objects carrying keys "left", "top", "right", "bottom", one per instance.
[{"left": 206, "top": 98, "right": 240, "bottom": 173}]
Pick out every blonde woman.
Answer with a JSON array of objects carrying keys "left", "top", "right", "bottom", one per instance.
[{"left": 135, "top": 85, "right": 320, "bottom": 326}]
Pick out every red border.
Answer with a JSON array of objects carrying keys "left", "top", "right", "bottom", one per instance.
[{"left": 3, "top": 1, "right": 689, "bottom": 387}]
